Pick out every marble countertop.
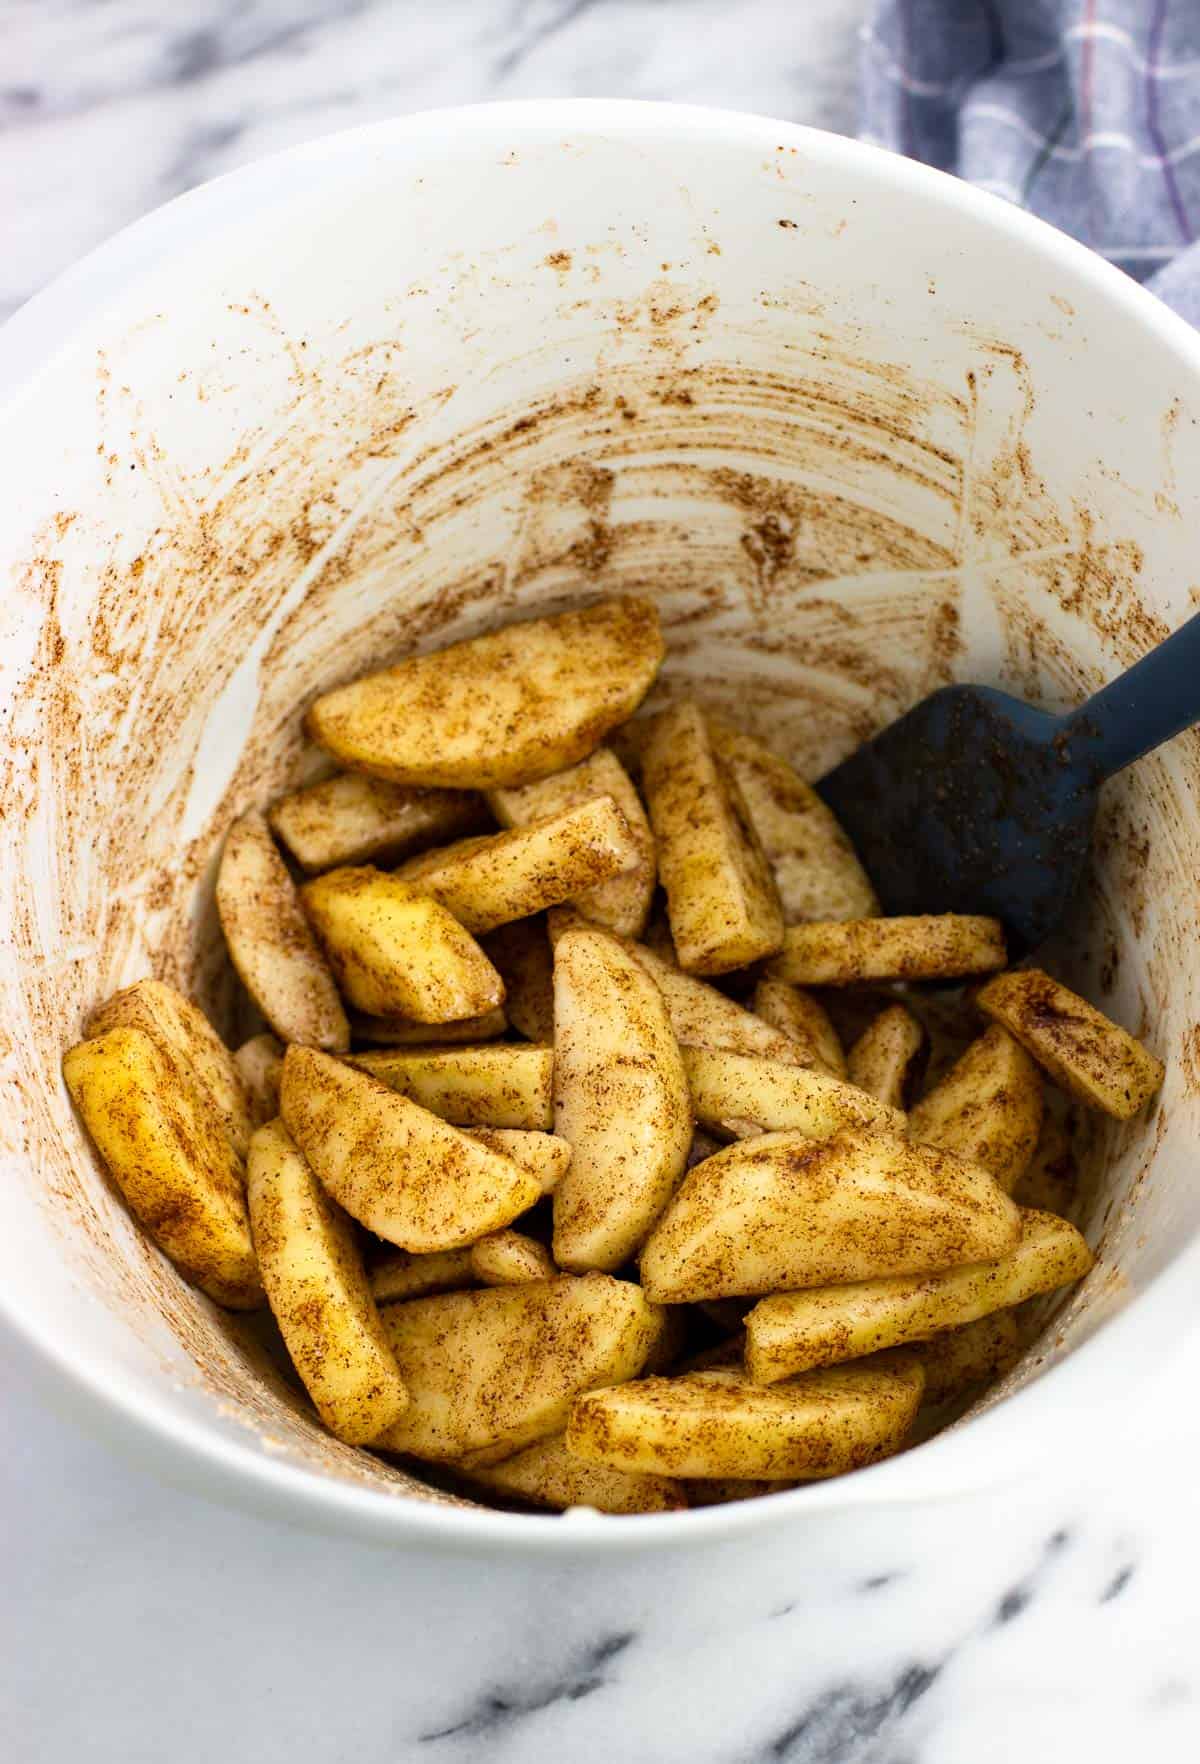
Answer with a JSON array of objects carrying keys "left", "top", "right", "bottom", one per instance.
[{"left": 4, "top": 3, "right": 1200, "bottom": 1760}]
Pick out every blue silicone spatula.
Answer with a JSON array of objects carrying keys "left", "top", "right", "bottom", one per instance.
[{"left": 815, "top": 608, "right": 1200, "bottom": 956}]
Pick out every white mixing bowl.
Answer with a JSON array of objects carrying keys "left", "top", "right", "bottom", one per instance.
[{"left": 3, "top": 102, "right": 1199, "bottom": 1553}]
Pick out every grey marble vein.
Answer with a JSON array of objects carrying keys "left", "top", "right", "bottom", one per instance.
[
  {"left": 754, "top": 1660, "right": 944, "bottom": 1764},
  {"left": 986, "top": 1525, "right": 1071, "bottom": 1629},
  {"left": 1100, "top": 1562, "right": 1136, "bottom": 1603},
  {"left": 419, "top": 1631, "right": 636, "bottom": 1744}
]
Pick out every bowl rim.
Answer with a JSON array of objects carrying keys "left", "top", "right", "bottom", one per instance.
[{"left": 5, "top": 97, "right": 1200, "bottom": 1552}]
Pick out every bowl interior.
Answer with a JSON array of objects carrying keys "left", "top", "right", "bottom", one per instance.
[{"left": 3, "top": 108, "right": 1200, "bottom": 1531}]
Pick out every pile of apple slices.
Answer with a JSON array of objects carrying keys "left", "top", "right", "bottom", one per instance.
[{"left": 63, "top": 597, "right": 1164, "bottom": 1515}]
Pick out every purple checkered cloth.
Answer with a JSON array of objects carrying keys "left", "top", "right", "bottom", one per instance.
[{"left": 861, "top": 0, "right": 1200, "bottom": 324}]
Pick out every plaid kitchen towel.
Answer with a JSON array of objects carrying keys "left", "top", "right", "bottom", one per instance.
[{"left": 860, "top": 0, "right": 1200, "bottom": 323}]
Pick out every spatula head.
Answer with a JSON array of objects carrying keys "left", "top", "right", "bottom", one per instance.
[{"left": 816, "top": 685, "right": 1097, "bottom": 957}]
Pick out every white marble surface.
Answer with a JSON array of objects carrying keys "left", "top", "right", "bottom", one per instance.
[{"left": 5, "top": 3, "right": 1200, "bottom": 1760}]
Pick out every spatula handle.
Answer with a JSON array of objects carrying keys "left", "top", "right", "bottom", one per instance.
[{"left": 1063, "top": 605, "right": 1200, "bottom": 781}]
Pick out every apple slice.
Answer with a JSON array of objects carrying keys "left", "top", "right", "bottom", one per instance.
[
  {"left": 567, "top": 1358, "right": 924, "bottom": 1480},
  {"left": 303, "top": 864, "right": 502, "bottom": 1022},
  {"left": 247, "top": 1120, "right": 408, "bottom": 1443},
  {"left": 641, "top": 700, "right": 784, "bottom": 975},
  {"left": 744, "top": 1208, "right": 1092, "bottom": 1382},
  {"left": 640, "top": 1126, "right": 1022, "bottom": 1302},
  {"left": 375, "top": 1273, "right": 663, "bottom": 1462},
  {"left": 908, "top": 1024, "right": 1043, "bottom": 1193},
  {"left": 280, "top": 1046, "right": 539, "bottom": 1252},
  {"left": 306, "top": 597, "right": 664, "bottom": 789},
  {"left": 552, "top": 928, "right": 692, "bottom": 1272}
]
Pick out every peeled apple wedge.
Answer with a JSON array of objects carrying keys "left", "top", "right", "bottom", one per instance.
[
  {"left": 466, "top": 1127, "right": 571, "bottom": 1193},
  {"left": 247, "top": 1120, "right": 408, "bottom": 1444},
  {"left": 350, "top": 1044, "right": 554, "bottom": 1129},
  {"left": 547, "top": 909, "right": 808, "bottom": 1067},
  {"left": 280, "top": 1047, "right": 540, "bottom": 1251},
  {"left": 216, "top": 810, "right": 349, "bottom": 1052},
  {"left": 976, "top": 968, "right": 1164, "bottom": 1119},
  {"left": 552, "top": 928, "right": 693, "bottom": 1273},
  {"left": 908, "top": 1025, "right": 1044, "bottom": 1194},
  {"left": 87, "top": 978, "right": 254, "bottom": 1160},
  {"left": 641, "top": 700, "right": 785, "bottom": 975},
  {"left": 458, "top": 1433, "right": 686, "bottom": 1514},
  {"left": 370, "top": 1247, "right": 475, "bottom": 1303},
  {"left": 566, "top": 1358, "right": 924, "bottom": 1480},
  {"left": 470, "top": 1229, "right": 557, "bottom": 1286},
  {"left": 63, "top": 1028, "right": 262, "bottom": 1309},
  {"left": 301, "top": 865, "right": 502, "bottom": 1022},
  {"left": 393, "top": 796, "right": 643, "bottom": 936},
  {"left": 847, "top": 1003, "right": 926, "bottom": 1110},
  {"left": 768, "top": 915, "right": 1007, "bottom": 987},
  {"left": 743, "top": 1208, "right": 1091, "bottom": 1382},
  {"left": 488, "top": 748, "right": 656, "bottom": 939},
  {"left": 681, "top": 1046, "right": 905, "bottom": 1140},
  {"left": 269, "top": 771, "right": 486, "bottom": 873},
  {"left": 338, "top": 1126, "right": 565, "bottom": 1217},
  {"left": 707, "top": 718, "right": 880, "bottom": 923},
  {"left": 630, "top": 942, "right": 813, "bottom": 1068},
  {"left": 306, "top": 597, "right": 665, "bottom": 788},
  {"left": 372, "top": 1205, "right": 569, "bottom": 1302},
  {"left": 752, "top": 979, "right": 847, "bottom": 1077},
  {"left": 639, "top": 1127, "right": 1022, "bottom": 1302},
  {"left": 374, "top": 1273, "right": 664, "bottom": 1462}
]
